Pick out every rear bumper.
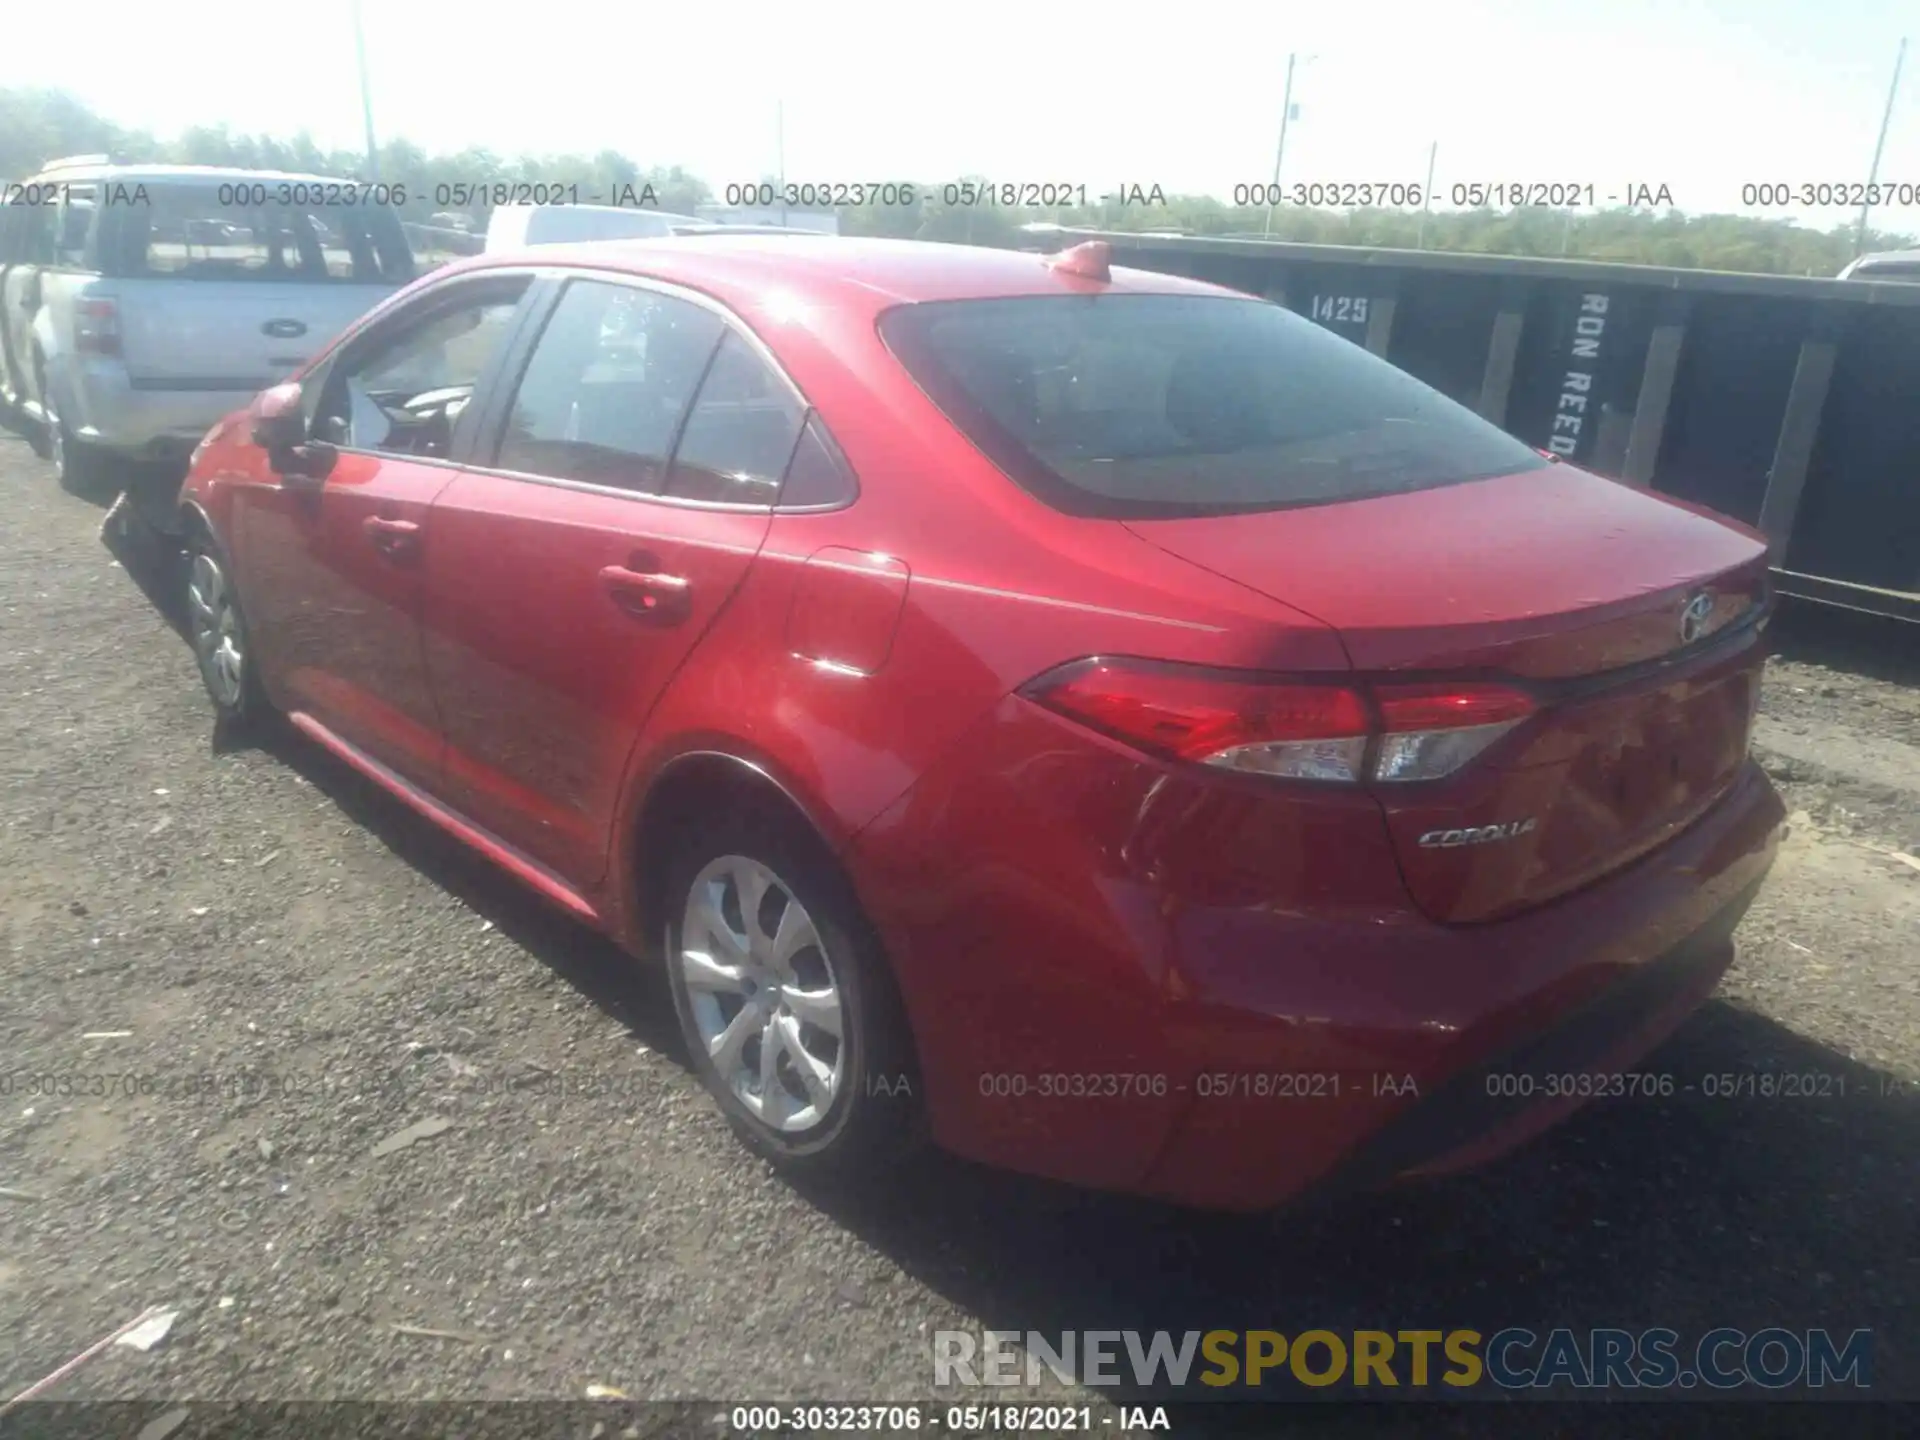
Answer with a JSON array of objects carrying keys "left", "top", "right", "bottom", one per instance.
[
  {"left": 851, "top": 696, "right": 1786, "bottom": 1210},
  {"left": 1305, "top": 869, "right": 1757, "bottom": 1196},
  {"left": 65, "top": 361, "right": 251, "bottom": 458},
  {"left": 1137, "top": 763, "right": 1781, "bottom": 1210}
]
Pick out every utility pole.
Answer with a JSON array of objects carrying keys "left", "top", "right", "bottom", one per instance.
[
  {"left": 1262, "top": 53, "right": 1298, "bottom": 238},
  {"left": 1416, "top": 141, "right": 1437, "bottom": 249},
  {"left": 1856, "top": 37, "right": 1908, "bottom": 257},
  {"left": 351, "top": 0, "right": 379, "bottom": 180},
  {"left": 776, "top": 100, "right": 788, "bottom": 226}
]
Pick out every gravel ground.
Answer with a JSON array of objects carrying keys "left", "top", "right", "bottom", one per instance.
[{"left": 1, "top": 427, "right": 1916, "bottom": 1431}]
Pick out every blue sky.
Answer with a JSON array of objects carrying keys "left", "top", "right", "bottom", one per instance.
[{"left": 5, "top": 0, "right": 1916, "bottom": 234}]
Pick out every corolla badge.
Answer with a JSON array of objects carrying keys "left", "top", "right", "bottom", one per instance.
[
  {"left": 1418, "top": 818, "right": 1537, "bottom": 848},
  {"left": 1679, "top": 591, "right": 1715, "bottom": 644},
  {"left": 262, "top": 318, "right": 308, "bottom": 339}
]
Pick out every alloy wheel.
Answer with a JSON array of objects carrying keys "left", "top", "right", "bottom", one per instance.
[
  {"left": 187, "top": 552, "right": 246, "bottom": 709},
  {"left": 678, "top": 854, "right": 847, "bottom": 1133}
]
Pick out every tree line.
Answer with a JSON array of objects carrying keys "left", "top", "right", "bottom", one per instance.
[{"left": 4, "top": 86, "right": 1911, "bottom": 276}]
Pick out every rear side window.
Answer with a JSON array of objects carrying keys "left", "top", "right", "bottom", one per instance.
[
  {"left": 53, "top": 186, "right": 96, "bottom": 269},
  {"left": 97, "top": 185, "right": 415, "bottom": 284},
  {"left": 494, "top": 279, "right": 723, "bottom": 491},
  {"left": 778, "top": 417, "right": 858, "bottom": 508},
  {"left": 1, "top": 191, "right": 63, "bottom": 266},
  {"left": 0, "top": 200, "right": 23, "bottom": 263},
  {"left": 2, "top": 198, "right": 55, "bottom": 264},
  {"left": 663, "top": 332, "right": 806, "bottom": 504},
  {"left": 880, "top": 294, "right": 1548, "bottom": 519}
]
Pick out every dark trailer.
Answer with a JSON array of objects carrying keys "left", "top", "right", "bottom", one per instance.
[{"left": 1018, "top": 230, "right": 1920, "bottom": 623}]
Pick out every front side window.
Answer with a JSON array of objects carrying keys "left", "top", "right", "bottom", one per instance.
[
  {"left": 99, "top": 186, "right": 415, "bottom": 284},
  {"left": 880, "top": 294, "right": 1548, "bottom": 519},
  {"left": 311, "top": 281, "right": 528, "bottom": 458},
  {"left": 493, "top": 280, "right": 723, "bottom": 491}
]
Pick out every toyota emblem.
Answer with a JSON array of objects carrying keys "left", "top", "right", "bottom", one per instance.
[{"left": 1679, "top": 591, "right": 1715, "bottom": 644}]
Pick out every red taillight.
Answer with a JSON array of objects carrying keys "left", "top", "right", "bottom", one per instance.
[
  {"left": 75, "top": 298, "right": 121, "bottom": 357},
  {"left": 1371, "top": 681, "right": 1537, "bottom": 782},
  {"left": 1022, "top": 660, "right": 1537, "bottom": 784},
  {"left": 1374, "top": 682, "right": 1535, "bottom": 730}
]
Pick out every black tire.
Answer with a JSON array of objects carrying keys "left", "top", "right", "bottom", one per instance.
[
  {"left": 24, "top": 405, "right": 52, "bottom": 460},
  {"left": 39, "top": 362, "right": 115, "bottom": 499},
  {"left": 51, "top": 417, "right": 115, "bottom": 499},
  {"left": 184, "top": 529, "right": 270, "bottom": 731},
  {"left": 662, "top": 806, "right": 924, "bottom": 1183}
]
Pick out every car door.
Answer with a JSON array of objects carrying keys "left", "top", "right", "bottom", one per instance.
[
  {"left": 418, "top": 274, "right": 803, "bottom": 890},
  {"left": 30, "top": 185, "right": 99, "bottom": 408},
  {"left": 235, "top": 273, "right": 534, "bottom": 788},
  {"left": 0, "top": 194, "right": 54, "bottom": 408},
  {"left": 0, "top": 194, "right": 28, "bottom": 405}
]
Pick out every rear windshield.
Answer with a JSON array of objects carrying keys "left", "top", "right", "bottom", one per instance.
[
  {"left": 97, "top": 186, "right": 416, "bottom": 284},
  {"left": 879, "top": 294, "right": 1548, "bottom": 518}
]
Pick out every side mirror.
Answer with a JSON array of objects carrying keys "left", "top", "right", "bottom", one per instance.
[
  {"left": 250, "top": 381, "right": 337, "bottom": 484},
  {"left": 250, "top": 381, "right": 308, "bottom": 453}
]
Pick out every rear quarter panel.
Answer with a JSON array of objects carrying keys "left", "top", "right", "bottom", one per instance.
[{"left": 600, "top": 286, "right": 1359, "bottom": 1051}]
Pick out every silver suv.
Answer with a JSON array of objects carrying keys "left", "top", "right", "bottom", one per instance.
[{"left": 0, "top": 157, "right": 417, "bottom": 495}]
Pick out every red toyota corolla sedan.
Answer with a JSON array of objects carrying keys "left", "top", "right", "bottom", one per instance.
[{"left": 175, "top": 235, "right": 1784, "bottom": 1210}]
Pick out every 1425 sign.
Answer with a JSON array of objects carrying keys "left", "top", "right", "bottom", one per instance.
[{"left": 1309, "top": 294, "right": 1370, "bottom": 325}]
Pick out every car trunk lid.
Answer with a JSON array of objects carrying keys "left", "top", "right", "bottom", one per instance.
[{"left": 1126, "top": 464, "right": 1771, "bottom": 922}]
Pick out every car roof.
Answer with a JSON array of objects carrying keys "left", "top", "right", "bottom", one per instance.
[
  {"left": 446, "top": 234, "right": 1238, "bottom": 315},
  {"left": 666, "top": 224, "right": 827, "bottom": 236},
  {"left": 25, "top": 163, "right": 353, "bottom": 187},
  {"left": 1840, "top": 248, "right": 1920, "bottom": 275}
]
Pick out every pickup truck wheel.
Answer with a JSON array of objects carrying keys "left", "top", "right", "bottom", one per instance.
[
  {"left": 25, "top": 404, "right": 52, "bottom": 460},
  {"left": 49, "top": 410, "right": 115, "bottom": 500},
  {"left": 663, "top": 810, "right": 924, "bottom": 1186},
  {"left": 38, "top": 364, "right": 115, "bottom": 499}
]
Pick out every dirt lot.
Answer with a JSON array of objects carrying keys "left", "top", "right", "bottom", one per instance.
[{"left": 1, "top": 426, "right": 1916, "bottom": 1428}]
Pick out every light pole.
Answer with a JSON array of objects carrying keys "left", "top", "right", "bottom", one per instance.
[
  {"left": 1262, "top": 53, "right": 1314, "bottom": 237},
  {"left": 1856, "top": 37, "right": 1908, "bottom": 257},
  {"left": 351, "top": 0, "right": 378, "bottom": 180},
  {"left": 1416, "top": 140, "right": 1437, "bottom": 249}
]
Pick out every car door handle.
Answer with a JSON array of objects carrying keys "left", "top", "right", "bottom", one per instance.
[
  {"left": 362, "top": 515, "right": 421, "bottom": 558},
  {"left": 599, "top": 564, "right": 691, "bottom": 623}
]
